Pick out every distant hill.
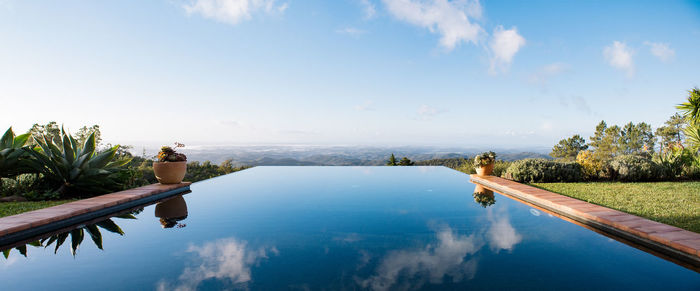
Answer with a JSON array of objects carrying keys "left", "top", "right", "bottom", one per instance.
[{"left": 159, "top": 145, "right": 551, "bottom": 166}]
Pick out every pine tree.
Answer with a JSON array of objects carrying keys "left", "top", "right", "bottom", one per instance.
[{"left": 386, "top": 154, "right": 397, "bottom": 166}]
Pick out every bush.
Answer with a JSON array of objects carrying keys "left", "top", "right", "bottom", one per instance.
[
  {"left": 492, "top": 160, "right": 512, "bottom": 177},
  {"left": 504, "top": 158, "right": 583, "bottom": 183},
  {"left": 609, "top": 154, "right": 664, "bottom": 182},
  {"left": 576, "top": 150, "right": 610, "bottom": 180}
]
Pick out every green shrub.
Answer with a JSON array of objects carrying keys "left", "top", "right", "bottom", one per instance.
[
  {"left": 610, "top": 154, "right": 664, "bottom": 182},
  {"left": 492, "top": 160, "right": 511, "bottom": 177},
  {"left": 652, "top": 145, "right": 694, "bottom": 180},
  {"left": 504, "top": 158, "right": 583, "bottom": 183}
]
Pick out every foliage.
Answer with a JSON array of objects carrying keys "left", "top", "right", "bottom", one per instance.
[
  {"left": 157, "top": 143, "right": 187, "bottom": 162},
  {"left": 609, "top": 154, "right": 664, "bottom": 182},
  {"left": 589, "top": 121, "right": 621, "bottom": 162},
  {"left": 676, "top": 87, "right": 700, "bottom": 124},
  {"left": 550, "top": 134, "right": 588, "bottom": 161},
  {"left": 26, "top": 122, "right": 62, "bottom": 147},
  {"left": 398, "top": 157, "right": 415, "bottom": 166},
  {"left": 0, "top": 174, "right": 58, "bottom": 200},
  {"left": 473, "top": 192, "right": 496, "bottom": 208},
  {"left": 414, "top": 157, "right": 468, "bottom": 168},
  {"left": 575, "top": 150, "right": 609, "bottom": 180},
  {"left": 677, "top": 87, "right": 700, "bottom": 153},
  {"left": 0, "top": 127, "right": 34, "bottom": 178},
  {"left": 532, "top": 182, "right": 700, "bottom": 233},
  {"left": 652, "top": 143, "right": 694, "bottom": 179},
  {"left": 655, "top": 113, "right": 685, "bottom": 150},
  {"left": 505, "top": 158, "right": 583, "bottom": 183},
  {"left": 492, "top": 160, "right": 512, "bottom": 177},
  {"left": 619, "top": 122, "right": 655, "bottom": 154},
  {"left": 473, "top": 151, "right": 496, "bottom": 168},
  {"left": 386, "top": 154, "right": 397, "bottom": 166},
  {"left": 26, "top": 129, "right": 131, "bottom": 197}
]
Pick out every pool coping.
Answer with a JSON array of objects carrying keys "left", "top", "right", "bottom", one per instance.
[
  {"left": 470, "top": 175, "right": 700, "bottom": 267},
  {"left": 0, "top": 182, "right": 191, "bottom": 246}
]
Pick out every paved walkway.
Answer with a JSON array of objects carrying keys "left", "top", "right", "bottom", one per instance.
[
  {"left": 470, "top": 175, "right": 700, "bottom": 266},
  {"left": 0, "top": 182, "right": 191, "bottom": 246}
]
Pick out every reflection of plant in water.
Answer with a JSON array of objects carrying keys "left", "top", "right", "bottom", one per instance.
[
  {"left": 473, "top": 192, "right": 496, "bottom": 208},
  {"left": 473, "top": 185, "right": 496, "bottom": 208},
  {"left": 1, "top": 210, "right": 141, "bottom": 259}
]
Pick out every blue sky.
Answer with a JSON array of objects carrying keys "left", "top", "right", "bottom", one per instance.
[{"left": 1, "top": 0, "right": 699, "bottom": 148}]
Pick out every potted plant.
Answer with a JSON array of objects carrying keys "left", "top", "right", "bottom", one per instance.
[
  {"left": 153, "top": 143, "right": 187, "bottom": 184},
  {"left": 473, "top": 151, "right": 497, "bottom": 176}
]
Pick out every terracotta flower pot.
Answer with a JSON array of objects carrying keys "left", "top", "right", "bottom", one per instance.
[
  {"left": 153, "top": 161, "right": 187, "bottom": 184},
  {"left": 475, "top": 163, "right": 494, "bottom": 176}
]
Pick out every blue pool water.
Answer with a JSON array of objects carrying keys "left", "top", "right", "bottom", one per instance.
[{"left": 1, "top": 166, "right": 698, "bottom": 290}]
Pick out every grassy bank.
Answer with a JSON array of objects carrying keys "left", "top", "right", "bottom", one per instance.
[
  {"left": 0, "top": 200, "right": 75, "bottom": 218},
  {"left": 532, "top": 182, "right": 700, "bottom": 233}
]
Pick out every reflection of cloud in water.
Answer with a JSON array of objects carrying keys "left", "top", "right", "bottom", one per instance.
[
  {"left": 487, "top": 209, "right": 523, "bottom": 252},
  {"left": 358, "top": 228, "right": 483, "bottom": 291},
  {"left": 158, "top": 238, "right": 277, "bottom": 291}
]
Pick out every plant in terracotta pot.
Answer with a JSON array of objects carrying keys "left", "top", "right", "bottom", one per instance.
[
  {"left": 153, "top": 143, "right": 187, "bottom": 184},
  {"left": 473, "top": 151, "right": 497, "bottom": 176}
]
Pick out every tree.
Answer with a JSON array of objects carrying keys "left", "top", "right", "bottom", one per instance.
[
  {"left": 550, "top": 134, "right": 588, "bottom": 160},
  {"left": 26, "top": 122, "right": 61, "bottom": 146},
  {"left": 76, "top": 125, "right": 102, "bottom": 147},
  {"left": 26, "top": 122, "right": 101, "bottom": 148},
  {"left": 386, "top": 154, "right": 397, "bottom": 166},
  {"left": 655, "top": 113, "right": 685, "bottom": 151},
  {"left": 619, "top": 122, "right": 655, "bottom": 154},
  {"left": 398, "top": 157, "right": 414, "bottom": 166},
  {"left": 589, "top": 120, "right": 621, "bottom": 161},
  {"left": 677, "top": 87, "right": 700, "bottom": 151}
]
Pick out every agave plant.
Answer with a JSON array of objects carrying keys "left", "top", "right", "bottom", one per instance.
[
  {"left": 26, "top": 128, "right": 131, "bottom": 197},
  {"left": 0, "top": 127, "right": 33, "bottom": 178}
]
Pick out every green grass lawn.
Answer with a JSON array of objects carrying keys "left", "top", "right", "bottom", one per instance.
[
  {"left": 532, "top": 181, "right": 700, "bottom": 233},
  {"left": 0, "top": 200, "right": 75, "bottom": 218}
]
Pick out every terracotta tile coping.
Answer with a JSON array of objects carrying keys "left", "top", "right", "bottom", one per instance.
[
  {"left": 470, "top": 175, "right": 700, "bottom": 268},
  {"left": 0, "top": 182, "right": 191, "bottom": 246}
]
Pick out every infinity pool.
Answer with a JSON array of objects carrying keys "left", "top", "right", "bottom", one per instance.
[{"left": 1, "top": 167, "right": 698, "bottom": 290}]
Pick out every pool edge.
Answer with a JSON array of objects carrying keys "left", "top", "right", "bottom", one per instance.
[
  {"left": 469, "top": 175, "right": 700, "bottom": 268},
  {"left": 0, "top": 182, "right": 191, "bottom": 246}
]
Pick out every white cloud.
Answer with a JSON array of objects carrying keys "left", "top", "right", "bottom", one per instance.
[
  {"left": 359, "top": 0, "right": 376, "bottom": 19},
  {"left": 336, "top": 27, "right": 368, "bottom": 38},
  {"left": 488, "top": 26, "right": 526, "bottom": 74},
  {"left": 382, "top": 0, "right": 484, "bottom": 50},
  {"left": 183, "top": 0, "right": 287, "bottom": 25},
  {"left": 157, "top": 238, "right": 277, "bottom": 291},
  {"left": 644, "top": 41, "right": 675, "bottom": 62},
  {"left": 603, "top": 41, "right": 634, "bottom": 77}
]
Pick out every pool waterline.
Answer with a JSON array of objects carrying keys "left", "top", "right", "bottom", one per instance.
[{"left": 1, "top": 166, "right": 698, "bottom": 290}]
